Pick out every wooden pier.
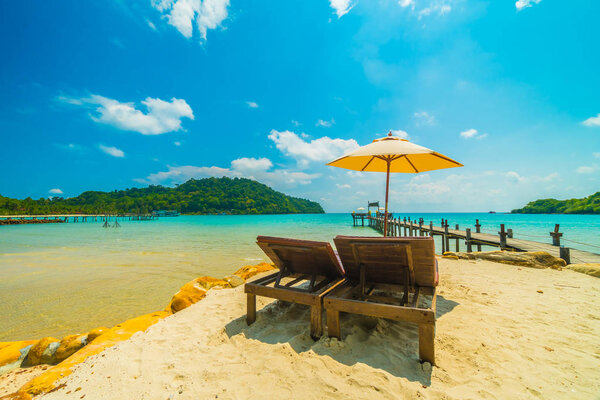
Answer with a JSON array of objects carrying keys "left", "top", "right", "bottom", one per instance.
[{"left": 362, "top": 214, "right": 600, "bottom": 265}]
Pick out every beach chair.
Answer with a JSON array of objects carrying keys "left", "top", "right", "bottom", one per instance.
[
  {"left": 324, "top": 236, "right": 438, "bottom": 364},
  {"left": 245, "top": 236, "right": 346, "bottom": 339}
]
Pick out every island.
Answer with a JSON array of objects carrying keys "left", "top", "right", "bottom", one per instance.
[
  {"left": 511, "top": 191, "right": 600, "bottom": 214},
  {"left": 0, "top": 177, "right": 324, "bottom": 215}
]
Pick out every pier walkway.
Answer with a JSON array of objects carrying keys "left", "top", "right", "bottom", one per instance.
[{"left": 365, "top": 215, "right": 600, "bottom": 265}]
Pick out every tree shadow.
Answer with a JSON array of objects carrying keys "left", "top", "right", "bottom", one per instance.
[{"left": 225, "top": 295, "right": 459, "bottom": 386}]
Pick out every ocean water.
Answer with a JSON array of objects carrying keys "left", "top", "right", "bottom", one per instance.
[{"left": 1, "top": 213, "right": 599, "bottom": 341}]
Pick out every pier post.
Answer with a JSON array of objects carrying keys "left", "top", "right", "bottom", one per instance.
[
  {"left": 455, "top": 224, "right": 460, "bottom": 252},
  {"left": 550, "top": 224, "right": 562, "bottom": 246},
  {"left": 419, "top": 218, "right": 424, "bottom": 236},
  {"left": 559, "top": 246, "right": 571, "bottom": 264},
  {"left": 429, "top": 221, "right": 433, "bottom": 238},
  {"left": 444, "top": 222, "right": 449, "bottom": 253},
  {"left": 475, "top": 219, "right": 482, "bottom": 251},
  {"left": 466, "top": 228, "right": 473, "bottom": 253},
  {"left": 507, "top": 228, "right": 513, "bottom": 239},
  {"left": 498, "top": 224, "right": 508, "bottom": 250},
  {"left": 403, "top": 217, "right": 407, "bottom": 236}
]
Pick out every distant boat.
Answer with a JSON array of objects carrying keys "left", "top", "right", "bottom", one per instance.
[
  {"left": 152, "top": 210, "right": 180, "bottom": 217},
  {"left": 488, "top": 211, "right": 496, "bottom": 214}
]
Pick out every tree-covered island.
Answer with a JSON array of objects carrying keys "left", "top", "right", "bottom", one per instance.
[{"left": 511, "top": 192, "right": 600, "bottom": 214}]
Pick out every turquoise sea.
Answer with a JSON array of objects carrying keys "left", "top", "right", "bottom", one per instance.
[{"left": 1, "top": 213, "right": 599, "bottom": 341}]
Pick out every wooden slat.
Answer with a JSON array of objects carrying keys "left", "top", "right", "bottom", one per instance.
[{"left": 323, "top": 296, "right": 435, "bottom": 324}]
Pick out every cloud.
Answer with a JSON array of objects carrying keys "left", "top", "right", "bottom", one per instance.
[
  {"left": 506, "top": 171, "right": 525, "bottom": 183},
  {"left": 582, "top": 113, "right": 600, "bottom": 127},
  {"left": 291, "top": 120, "right": 301, "bottom": 127},
  {"left": 99, "top": 144, "right": 125, "bottom": 158},
  {"left": 151, "top": 0, "right": 229, "bottom": 40},
  {"left": 515, "top": 0, "right": 542, "bottom": 11},
  {"left": 390, "top": 129, "right": 409, "bottom": 139},
  {"left": 540, "top": 172, "right": 559, "bottom": 182},
  {"left": 316, "top": 118, "right": 335, "bottom": 127},
  {"left": 593, "top": 152, "right": 600, "bottom": 158},
  {"left": 56, "top": 143, "right": 84, "bottom": 151},
  {"left": 576, "top": 166, "right": 596, "bottom": 174},
  {"left": 460, "top": 128, "right": 487, "bottom": 139},
  {"left": 336, "top": 183, "right": 351, "bottom": 189},
  {"left": 147, "top": 19, "right": 157, "bottom": 31},
  {"left": 139, "top": 157, "right": 320, "bottom": 188},
  {"left": 399, "top": 0, "right": 415, "bottom": 8},
  {"left": 49, "top": 188, "right": 63, "bottom": 195},
  {"left": 174, "top": 141, "right": 181, "bottom": 146},
  {"left": 246, "top": 101, "right": 259, "bottom": 109},
  {"left": 329, "top": 0, "right": 354, "bottom": 18},
  {"left": 419, "top": 3, "right": 451, "bottom": 18},
  {"left": 268, "top": 130, "right": 359, "bottom": 167},
  {"left": 60, "top": 94, "right": 194, "bottom": 135},
  {"left": 414, "top": 111, "right": 435, "bottom": 126}
]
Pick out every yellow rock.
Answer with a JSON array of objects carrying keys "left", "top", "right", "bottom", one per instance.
[
  {"left": 86, "top": 327, "right": 109, "bottom": 343},
  {"left": 233, "top": 262, "right": 276, "bottom": 280},
  {"left": 442, "top": 252, "right": 459, "bottom": 260},
  {"left": 23, "top": 337, "right": 59, "bottom": 366},
  {"left": 0, "top": 341, "right": 36, "bottom": 369},
  {"left": 54, "top": 334, "right": 87, "bottom": 363},
  {"left": 18, "top": 311, "right": 169, "bottom": 396},
  {"left": 566, "top": 263, "right": 600, "bottom": 278},
  {"left": 169, "top": 281, "right": 208, "bottom": 313},
  {"left": 442, "top": 251, "right": 566, "bottom": 269},
  {"left": 223, "top": 275, "right": 245, "bottom": 288},
  {"left": 194, "top": 276, "right": 231, "bottom": 290}
]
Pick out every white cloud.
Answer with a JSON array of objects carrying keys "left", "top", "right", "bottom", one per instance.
[
  {"left": 593, "top": 152, "right": 600, "bottom": 158},
  {"left": 540, "top": 172, "right": 559, "bottom": 182},
  {"left": 506, "top": 171, "right": 525, "bottom": 183},
  {"left": 49, "top": 188, "right": 63, "bottom": 194},
  {"left": 291, "top": 120, "right": 301, "bottom": 127},
  {"left": 577, "top": 166, "right": 595, "bottom": 174},
  {"left": 246, "top": 101, "right": 259, "bottom": 109},
  {"left": 140, "top": 157, "right": 320, "bottom": 188},
  {"left": 460, "top": 128, "right": 487, "bottom": 139},
  {"left": 99, "top": 144, "right": 125, "bottom": 158},
  {"left": 60, "top": 94, "right": 194, "bottom": 135},
  {"left": 399, "top": 0, "right": 414, "bottom": 8},
  {"left": 57, "top": 143, "right": 84, "bottom": 151},
  {"left": 414, "top": 111, "right": 435, "bottom": 126},
  {"left": 151, "top": 0, "right": 229, "bottom": 40},
  {"left": 582, "top": 113, "right": 600, "bottom": 127},
  {"left": 419, "top": 3, "right": 451, "bottom": 18},
  {"left": 174, "top": 141, "right": 181, "bottom": 146},
  {"left": 516, "top": 0, "right": 542, "bottom": 11},
  {"left": 390, "top": 129, "right": 409, "bottom": 139},
  {"left": 268, "top": 130, "right": 359, "bottom": 167},
  {"left": 316, "top": 118, "right": 335, "bottom": 127},
  {"left": 336, "top": 183, "right": 351, "bottom": 189},
  {"left": 329, "top": 0, "right": 354, "bottom": 18},
  {"left": 147, "top": 20, "right": 157, "bottom": 31}
]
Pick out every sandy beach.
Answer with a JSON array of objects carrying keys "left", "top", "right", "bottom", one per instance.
[{"left": 5, "top": 257, "right": 593, "bottom": 400}]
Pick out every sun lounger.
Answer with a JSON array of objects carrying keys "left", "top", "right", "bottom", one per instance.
[
  {"left": 245, "top": 236, "right": 346, "bottom": 339},
  {"left": 324, "top": 236, "right": 438, "bottom": 364}
]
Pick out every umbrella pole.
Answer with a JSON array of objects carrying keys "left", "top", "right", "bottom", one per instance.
[{"left": 383, "top": 159, "right": 390, "bottom": 237}]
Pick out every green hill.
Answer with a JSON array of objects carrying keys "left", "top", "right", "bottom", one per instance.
[
  {"left": 0, "top": 177, "right": 325, "bottom": 215},
  {"left": 511, "top": 192, "right": 600, "bottom": 214}
]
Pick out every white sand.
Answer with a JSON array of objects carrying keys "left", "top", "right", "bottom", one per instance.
[{"left": 40, "top": 258, "right": 600, "bottom": 399}]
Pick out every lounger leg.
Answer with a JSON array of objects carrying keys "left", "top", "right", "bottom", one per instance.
[
  {"left": 310, "top": 305, "right": 323, "bottom": 340},
  {"left": 326, "top": 309, "right": 341, "bottom": 339},
  {"left": 418, "top": 323, "right": 435, "bottom": 365},
  {"left": 247, "top": 294, "right": 256, "bottom": 325}
]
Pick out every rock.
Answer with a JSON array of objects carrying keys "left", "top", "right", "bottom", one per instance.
[
  {"left": 223, "top": 275, "right": 245, "bottom": 288},
  {"left": 18, "top": 311, "right": 169, "bottom": 396},
  {"left": 566, "top": 263, "right": 600, "bottom": 278},
  {"left": 23, "top": 337, "right": 59, "bottom": 366},
  {"left": 233, "top": 263, "right": 276, "bottom": 280},
  {"left": 442, "top": 253, "right": 459, "bottom": 260},
  {"left": 194, "top": 276, "right": 231, "bottom": 290},
  {"left": 54, "top": 334, "right": 87, "bottom": 363},
  {"left": 0, "top": 341, "right": 36, "bottom": 374},
  {"left": 86, "top": 327, "right": 109, "bottom": 343},
  {"left": 442, "top": 251, "right": 566, "bottom": 269},
  {"left": 40, "top": 341, "right": 60, "bottom": 365},
  {"left": 168, "top": 281, "right": 208, "bottom": 313}
]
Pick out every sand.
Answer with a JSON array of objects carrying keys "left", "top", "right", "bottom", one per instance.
[{"left": 35, "top": 258, "right": 600, "bottom": 399}]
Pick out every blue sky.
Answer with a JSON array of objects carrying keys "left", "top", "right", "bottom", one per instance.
[{"left": 1, "top": 0, "right": 599, "bottom": 212}]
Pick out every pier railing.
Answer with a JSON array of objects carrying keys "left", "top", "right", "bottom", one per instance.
[{"left": 360, "top": 215, "right": 600, "bottom": 265}]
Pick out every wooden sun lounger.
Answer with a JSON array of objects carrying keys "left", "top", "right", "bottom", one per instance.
[
  {"left": 245, "top": 236, "right": 346, "bottom": 339},
  {"left": 324, "top": 236, "right": 439, "bottom": 364}
]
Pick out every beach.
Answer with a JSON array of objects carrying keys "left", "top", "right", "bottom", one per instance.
[{"left": 3, "top": 256, "right": 598, "bottom": 399}]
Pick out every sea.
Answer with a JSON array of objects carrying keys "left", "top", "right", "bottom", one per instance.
[{"left": 1, "top": 213, "right": 599, "bottom": 341}]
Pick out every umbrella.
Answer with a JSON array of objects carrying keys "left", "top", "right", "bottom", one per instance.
[
  {"left": 327, "top": 131, "right": 463, "bottom": 236},
  {"left": 357, "top": 207, "right": 366, "bottom": 210}
]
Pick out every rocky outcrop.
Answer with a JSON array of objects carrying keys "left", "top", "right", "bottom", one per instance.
[
  {"left": 233, "top": 262, "right": 276, "bottom": 280},
  {"left": 566, "top": 263, "right": 600, "bottom": 278},
  {"left": 442, "top": 250, "right": 566, "bottom": 269},
  {"left": 0, "top": 341, "right": 35, "bottom": 375},
  {"left": 23, "top": 338, "right": 59, "bottom": 367},
  {"left": 54, "top": 335, "right": 87, "bottom": 364}
]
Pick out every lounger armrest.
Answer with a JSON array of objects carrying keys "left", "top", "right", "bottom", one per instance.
[{"left": 318, "top": 278, "right": 347, "bottom": 298}]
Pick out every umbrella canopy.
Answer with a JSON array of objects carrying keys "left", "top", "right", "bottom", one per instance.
[{"left": 327, "top": 132, "right": 462, "bottom": 236}]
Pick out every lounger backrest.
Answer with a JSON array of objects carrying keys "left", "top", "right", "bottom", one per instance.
[
  {"left": 333, "top": 236, "right": 437, "bottom": 287},
  {"left": 257, "top": 236, "right": 345, "bottom": 278}
]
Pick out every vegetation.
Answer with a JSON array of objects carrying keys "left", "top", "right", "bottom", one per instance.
[
  {"left": 0, "top": 177, "right": 324, "bottom": 215},
  {"left": 511, "top": 192, "right": 600, "bottom": 214}
]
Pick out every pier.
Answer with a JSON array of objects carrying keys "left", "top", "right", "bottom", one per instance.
[{"left": 362, "top": 214, "right": 600, "bottom": 265}]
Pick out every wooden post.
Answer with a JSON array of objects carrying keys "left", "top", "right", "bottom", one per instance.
[
  {"left": 466, "top": 228, "right": 473, "bottom": 253},
  {"left": 247, "top": 294, "right": 256, "bottom": 324},
  {"left": 419, "top": 218, "right": 423, "bottom": 236},
  {"left": 550, "top": 224, "right": 562, "bottom": 246},
  {"left": 443, "top": 222, "right": 449, "bottom": 253},
  {"left": 559, "top": 246, "right": 571, "bottom": 265},
  {"left": 507, "top": 228, "right": 513, "bottom": 239},
  {"left": 475, "top": 219, "right": 482, "bottom": 251},
  {"left": 310, "top": 305, "right": 323, "bottom": 340},
  {"left": 429, "top": 221, "right": 433, "bottom": 237},
  {"left": 498, "top": 224, "right": 507, "bottom": 250},
  {"left": 455, "top": 224, "right": 460, "bottom": 252},
  {"left": 326, "top": 309, "right": 341, "bottom": 339}
]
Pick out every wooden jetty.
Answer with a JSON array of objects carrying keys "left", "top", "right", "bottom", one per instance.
[
  {"left": 361, "top": 214, "right": 600, "bottom": 265},
  {"left": 0, "top": 214, "right": 157, "bottom": 223}
]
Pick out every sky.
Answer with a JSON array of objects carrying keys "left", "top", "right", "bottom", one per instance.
[{"left": 1, "top": 0, "right": 599, "bottom": 212}]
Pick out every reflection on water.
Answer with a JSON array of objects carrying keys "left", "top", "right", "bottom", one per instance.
[{"left": 1, "top": 213, "right": 599, "bottom": 341}]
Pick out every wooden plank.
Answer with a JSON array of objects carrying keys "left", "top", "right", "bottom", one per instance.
[
  {"left": 245, "top": 283, "right": 319, "bottom": 305},
  {"left": 310, "top": 305, "right": 323, "bottom": 339},
  {"left": 247, "top": 294, "right": 256, "bottom": 325},
  {"left": 326, "top": 309, "right": 341, "bottom": 339},
  {"left": 323, "top": 297, "right": 435, "bottom": 324},
  {"left": 419, "top": 323, "right": 435, "bottom": 365}
]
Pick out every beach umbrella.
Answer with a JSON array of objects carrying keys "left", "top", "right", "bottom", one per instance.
[
  {"left": 327, "top": 131, "right": 463, "bottom": 236},
  {"left": 357, "top": 207, "right": 365, "bottom": 210}
]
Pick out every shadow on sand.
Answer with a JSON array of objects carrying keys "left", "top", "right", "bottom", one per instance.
[{"left": 225, "top": 295, "right": 459, "bottom": 386}]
